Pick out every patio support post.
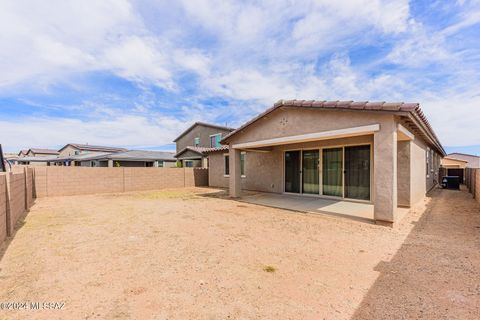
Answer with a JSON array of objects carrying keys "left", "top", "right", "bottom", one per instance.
[
  {"left": 373, "top": 121, "right": 398, "bottom": 225},
  {"left": 229, "top": 147, "right": 241, "bottom": 197}
]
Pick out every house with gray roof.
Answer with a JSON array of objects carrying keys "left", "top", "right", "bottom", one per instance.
[{"left": 173, "top": 122, "right": 235, "bottom": 167}]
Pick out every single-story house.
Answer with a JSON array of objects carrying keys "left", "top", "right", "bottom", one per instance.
[
  {"left": 174, "top": 122, "right": 235, "bottom": 167},
  {"left": 445, "top": 152, "right": 480, "bottom": 168},
  {"left": 207, "top": 99, "right": 445, "bottom": 225},
  {"left": 67, "top": 150, "right": 176, "bottom": 167},
  {"left": 58, "top": 143, "right": 127, "bottom": 157},
  {"left": 26, "top": 148, "right": 60, "bottom": 157},
  {"left": 17, "top": 149, "right": 28, "bottom": 157}
]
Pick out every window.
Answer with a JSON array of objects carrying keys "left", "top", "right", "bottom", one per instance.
[
  {"left": 185, "top": 160, "right": 194, "bottom": 168},
  {"left": 210, "top": 133, "right": 222, "bottom": 148},
  {"left": 194, "top": 137, "right": 200, "bottom": 147},
  {"left": 240, "top": 152, "right": 246, "bottom": 177},
  {"left": 426, "top": 148, "right": 430, "bottom": 177},
  {"left": 158, "top": 161, "right": 164, "bottom": 168},
  {"left": 224, "top": 154, "right": 229, "bottom": 176}
]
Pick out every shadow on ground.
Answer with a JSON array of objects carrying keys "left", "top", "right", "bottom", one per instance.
[
  {"left": 351, "top": 188, "right": 480, "bottom": 319},
  {"left": 0, "top": 211, "right": 29, "bottom": 263}
]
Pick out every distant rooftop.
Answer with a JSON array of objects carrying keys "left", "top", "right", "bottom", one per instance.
[{"left": 59, "top": 143, "right": 127, "bottom": 153}]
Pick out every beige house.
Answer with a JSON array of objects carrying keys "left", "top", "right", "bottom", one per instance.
[
  {"left": 445, "top": 152, "right": 480, "bottom": 168},
  {"left": 174, "top": 122, "right": 234, "bottom": 167},
  {"left": 207, "top": 100, "right": 445, "bottom": 225},
  {"left": 58, "top": 143, "right": 127, "bottom": 157},
  {"left": 26, "top": 148, "right": 59, "bottom": 157}
]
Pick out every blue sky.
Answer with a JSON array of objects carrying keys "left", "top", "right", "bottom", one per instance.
[{"left": 0, "top": 0, "right": 479, "bottom": 154}]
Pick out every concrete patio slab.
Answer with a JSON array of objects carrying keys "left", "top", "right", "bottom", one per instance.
[{"left": 238, "top": 192, "right": 375, "bottom": 222}]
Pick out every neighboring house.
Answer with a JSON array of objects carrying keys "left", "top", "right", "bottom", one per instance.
[
  {"left": 174, "top": 122, "right": 235, "bottom": 167},
  {"left": 440, "top": 157, "right": 468, "bottom": 183},
  {"left": 17, "top": 149, "right": 28, "bottom": 157},
  {"left": 70, "top": 150, "right": 176, "bottom": 167},
  {"left": 58, "top": 143, "right": 127, "bottom": 157},
  {"left": 26, "top": 148, "right": 60, "bottom": 157},
  {"left": 207, "top": 99, "right": 445, "bottom": 226},
  {"left": 16, "top": 148, "right": 61, "bottom": 166},
  {"left": 445, "top": 152, "right": 480, "bottom": 168}
]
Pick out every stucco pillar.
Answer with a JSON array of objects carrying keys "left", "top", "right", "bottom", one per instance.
[
  {"left": 397, "top": 140, "right": 411, "bottom": 207},
  {"left": 373, "top": 121, "right": 398, "bottom": 225},
  {"left": 229, "top": 147, "right": 241, "bottom": 197},
  {"left": 108, "top": 159, "right": 113, "bottom": 167}
]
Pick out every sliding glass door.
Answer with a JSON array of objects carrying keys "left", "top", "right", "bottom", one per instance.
[
  {"left": 284, "top": 151, "right": 301, "bottom": 193},
  {"left": 322, "top": 148, "right": 343, "bottom": 197},
  {"left": 344, "top": 145, "right": 370, "bottom": 200},
  {"left": 302, "top": 150, "right": 319, "bottom": 194},
  {"left": 284, "top": 145, "right": 370, "bottom": 201}
]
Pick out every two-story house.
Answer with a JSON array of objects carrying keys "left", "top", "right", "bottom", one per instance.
[{"left": 174, "top": 122, "right": 235, "bottom": 167}]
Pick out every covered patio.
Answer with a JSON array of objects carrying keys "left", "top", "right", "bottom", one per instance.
[{"left": 238, "top": 191, "right": 374, "bottom": 222}]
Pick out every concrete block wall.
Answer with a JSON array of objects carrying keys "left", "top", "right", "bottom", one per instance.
[
  {"left": 0, "top": 174, "right": 7, "bottom": 245},
  {"left": 25, "top": 168, "right": 34, "bottom": 209},
  {"left": 476, "top": 170, "right": 479, "bottom": 204},
  {"left": 33, "top": 167, "right": 209, "bottom": 197},
  {"left": 7, "top": 173, "right": 26, "bottom": 235}
]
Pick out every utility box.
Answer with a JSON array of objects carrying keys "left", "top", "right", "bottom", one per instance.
[{"left": 441, "top": 176, "right": 460, "bottom": 190}]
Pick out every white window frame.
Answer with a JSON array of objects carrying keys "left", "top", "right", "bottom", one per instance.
[
  {"left": 240, "top": 151, "right": 246, "bottom": 178},
  {"left": 223, "top": 153, "right": 230, "bottom": 177},
  {"left": 194, "top": 137, "right": 200, "bottom": 147}
]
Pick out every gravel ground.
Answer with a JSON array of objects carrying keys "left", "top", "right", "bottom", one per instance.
[{"left": 0, "top": 187, "right": 479, "bottom": 319}]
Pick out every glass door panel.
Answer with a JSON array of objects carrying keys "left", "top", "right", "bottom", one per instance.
[
  {"left": 345, "top": 145, "right": 371, "bottom": 200},
  {"left": 285, "top": 151, "right": 301, "bottom": 193},
  {"left": 302, "top": 150, "right": 319, "bottom": 194},
  {"left": 322, "top": 148, "right": 343, "bottom": 197}
]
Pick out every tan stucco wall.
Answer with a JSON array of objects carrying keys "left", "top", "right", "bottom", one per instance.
[
  {"left": 397, "top": 141, "right": 410, "bottom": 207},
  {"left": 208, "top": 152, "right": 229, "bottom": 188},
  {"left": 227, "top": 108, "right": 389, "bottom": 145},
  {"left": 59, "top": 145, "right": 78, "bottom": 157},
  {"left": 410, "top": 138, "right": 428, "bottom": 206}
]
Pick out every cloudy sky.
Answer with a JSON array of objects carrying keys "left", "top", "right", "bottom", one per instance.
[{"left": 0, "top": 0, "right": 479, "bottom": 154}]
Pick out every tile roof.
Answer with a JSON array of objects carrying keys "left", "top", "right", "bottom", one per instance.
[
  {"left": 173, "top": 122, "right": 235, "bottom": 142},
  {"left": 222, "top": 99, "right": 445, "bottom": 156},
  {"left": 28, "top": 148, "right": 60, "bottom": 155},
  {"left": 59, "top": 143, "right": 127, "bottom": 153},
  {"left": 174, "top": 145, "right": 229, "bottom": 158},
  {"left": 55, "top": 150, "right": 175, "bottom": 162}
]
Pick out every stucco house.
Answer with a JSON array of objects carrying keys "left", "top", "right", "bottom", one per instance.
[
  {"left": 17, "top": 149, "right": 28, "bottom": 157},
  {"left": 15, "top": 148, "right": 61, "bottom": 166},
  {"left": 26, "top": 148, "right": 60, "bottom": 157},
  {"left": 69, "top": 150, "right": 176, "bottom": 167},
  {"left": 174, "top": 122, "right": 235, "bottom": 167},
  {"left": 207, "top": 100, "right": 445, "bottom": 226},
  {"left": 445, "top": 152, "right": 480, "bottom": 168},
  {"left": 58, "top": 143, "right": 127, "bottom": 157}
]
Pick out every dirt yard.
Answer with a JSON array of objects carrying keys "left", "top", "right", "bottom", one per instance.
[{"left": 0, "top": 187, "right": 479, "bottom": 319}]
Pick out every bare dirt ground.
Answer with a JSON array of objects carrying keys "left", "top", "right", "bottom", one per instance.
[{"left": 0, "top": 187, "right": 479, "bottom": 320}]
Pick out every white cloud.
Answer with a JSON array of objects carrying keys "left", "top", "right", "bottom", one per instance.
[
  {"left": 0, "top": 114, "right": 184, "bottom": 152},
  {"left": 0, "top": 0, "right": 479, "bottom": 151}
]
